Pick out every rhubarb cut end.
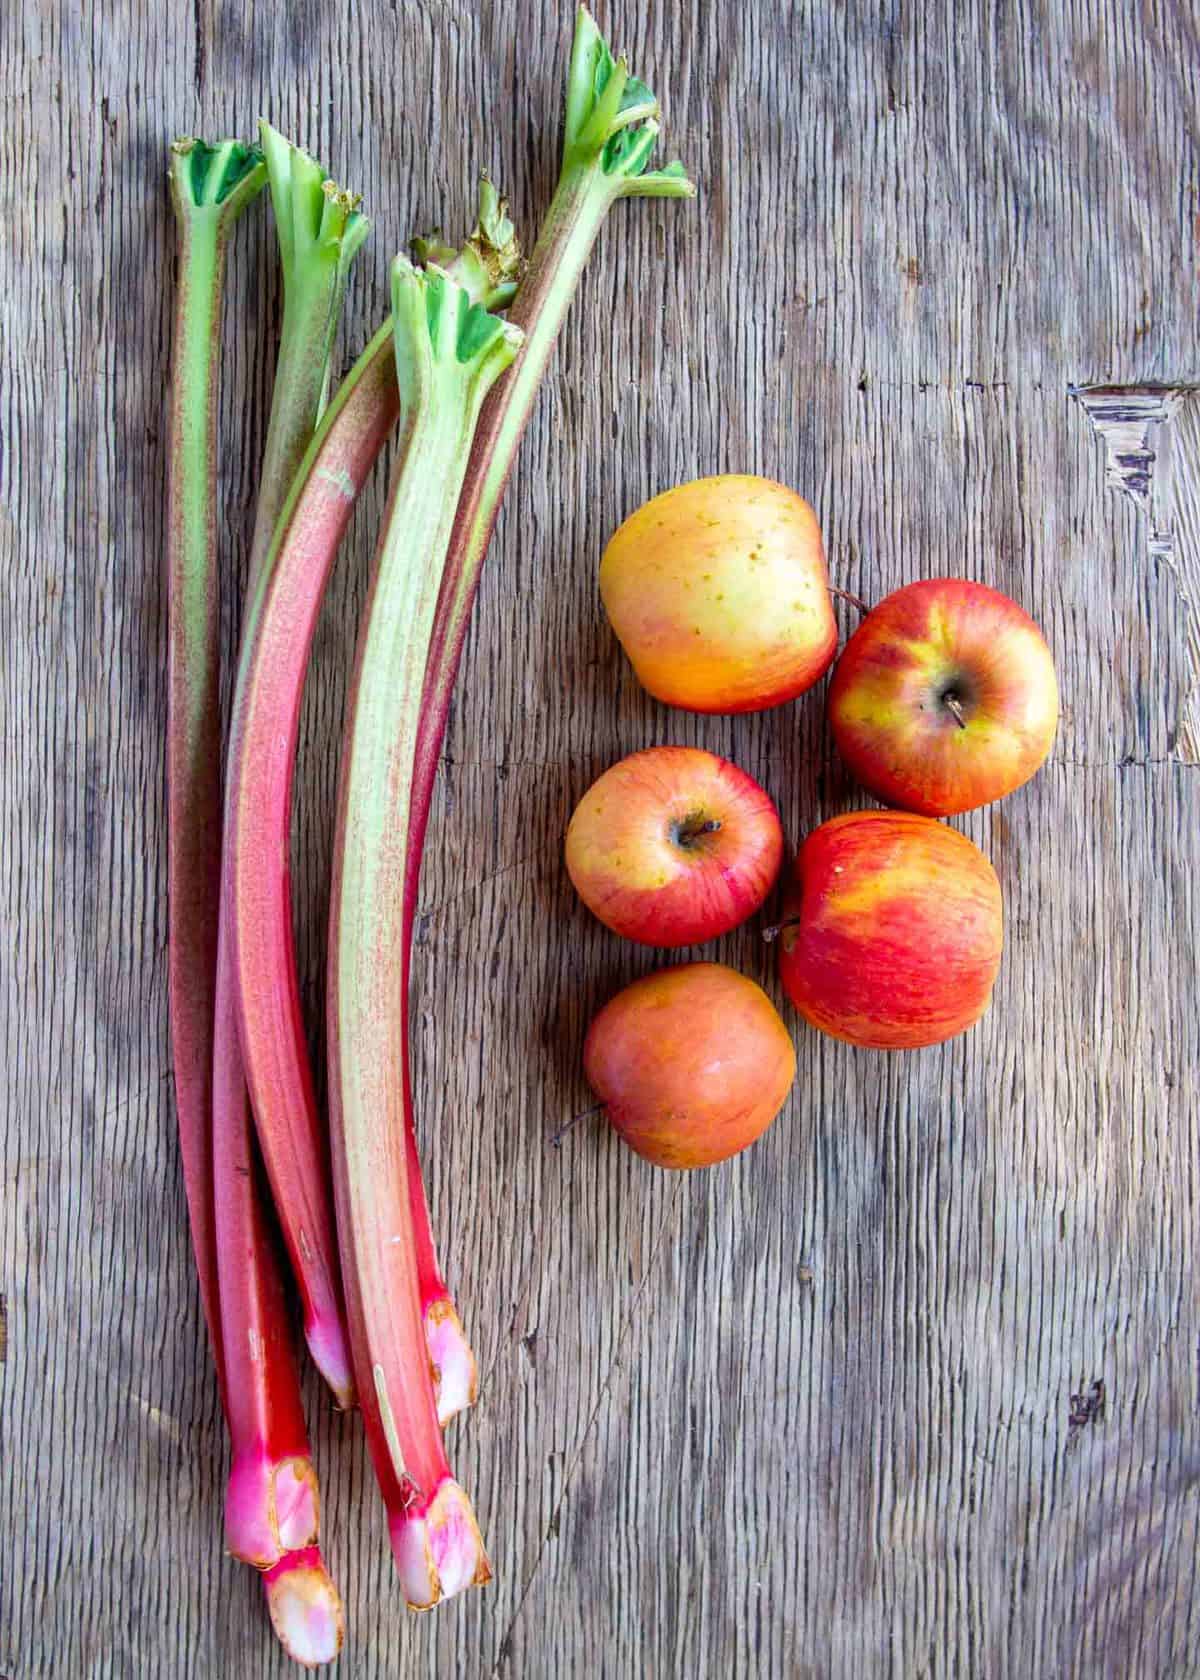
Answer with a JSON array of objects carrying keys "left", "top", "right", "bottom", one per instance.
[
  {"left": 226, "top": 1449, "right": 319, "bottom": 1568},
  {"left": 258, "top": 120, "right": 371, "bottom": 292},
  {"left": 560, "top": 10, "right": 693, "bottom": 197},
  {"left": 425, "top": 1299, "right": 478, "bottom": 1426},
  {"left": 168, "top": 136, "right": 267, "bottom": 218},
  {"left": 388, "top": 1480, "right": 491, "bottom": 1609},
  {"left": 264, "top": 1546, "right": 345, "bottom": 1668},
  {"left": 305, "top": 1314, "right": 358, "bottom": 1411}
]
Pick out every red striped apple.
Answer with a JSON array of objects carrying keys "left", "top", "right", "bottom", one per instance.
[
  {"left": 778, "top": 810, "right": 1003, "bottom": 1049},
  {"left": 599, "top": 474, "right": 837, "bottom": 713},
  {"left": 828, "top": 578, "right": 1058, "bottom": 815},
  {"left": 565, "top": 746, "right": 782, "bottom": 947},
  {"left": 584, "top": 962, "right": 796, "bottom": 1168}
]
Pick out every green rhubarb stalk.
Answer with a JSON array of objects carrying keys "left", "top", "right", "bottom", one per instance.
[
  {"left": 166, "top": 134, "right": 267, "bottom": 1395},
  {"left": 251, "top": 123, "right": 371, "bottom": 577},
  {"left": 326, "top": 258, "right": 522, "bottom": 1606}
]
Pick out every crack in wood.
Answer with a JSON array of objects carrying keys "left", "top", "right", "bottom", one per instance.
[{"left": 1071, "top": 383, "right": 1200, "bottom": 764}]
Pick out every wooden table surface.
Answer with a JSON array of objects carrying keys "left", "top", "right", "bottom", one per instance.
[{"left": 4, "top": 1, "right": 1199, "bottom": 1675}]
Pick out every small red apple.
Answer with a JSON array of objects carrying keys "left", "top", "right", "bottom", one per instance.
[
  {"left": 565, "top": 746, "right": 783, "bottom": 947},
  {"left": 828, "top": 578, "right": 1058, "bottom": 815},
  {"left": 778, "top": 810, "right": 1003, "bottom": 1049},
  {"left": 583, "top": 962, "right": 796, "bottom": 1168},
  {"left": 599, "top": 475, "right": 837, "bottom": 713}
]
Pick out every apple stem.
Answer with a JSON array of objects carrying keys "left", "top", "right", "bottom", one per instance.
[
  {"left": 676, "top": 816, "right": 722, "bottom": 846},
  {"left": 550, "top": 1102, "right": 606, "bottom": 1148},
  {"left": 829, "top": 585, "right": 870, "bottom": 615},
  {"left": 761, "top": 915, "right": 801, "bottom": 944},
  {"left": 943, "top": 693, "right": 969, "bottom": 729}
]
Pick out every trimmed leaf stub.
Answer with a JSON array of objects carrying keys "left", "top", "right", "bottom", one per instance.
[
  {"left": 390, "top": 254, "right": 524, "bottom": 402},
  {"left": 168, "top": 136, "right": 267, "bottom": 212},
  {"left": 259, "top": 121, "right": 371, "bottom": 293},
  {"left": 562, "top": 6, "right": 695, "bottom": 197}
]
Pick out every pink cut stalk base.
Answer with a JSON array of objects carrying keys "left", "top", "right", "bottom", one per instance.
[
  {"left": 264, "top": 1546, "right": 345, "bottom": 1668},
  {"left": 424, "top": 1299, "right": 476, "bottom": 1427},
  {"left": 224, "top": 1448, "right": 319, "bottom": 1567},
  {"left": 388, "top": 1478, "right": 492, "bottom": 1610}
]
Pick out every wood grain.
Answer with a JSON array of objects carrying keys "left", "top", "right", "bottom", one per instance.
[{"left": 3, "top": 0, "right": 1199, "bottom": 1674}]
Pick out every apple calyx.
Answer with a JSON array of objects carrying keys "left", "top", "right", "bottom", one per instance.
[
  {"left": 940, "top": 688, "right": 969, "bottom": 729},
  {"left": 672, "top": 814, "right": 722, "bottom": 849}
]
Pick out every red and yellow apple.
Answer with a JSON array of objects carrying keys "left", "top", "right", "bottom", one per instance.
[
  {"left": 565, "top": 746, "right": 783, "bottom": 947},
  {"left": 583, "top": 962, "right": 796, "bottom": 1168},
  {"left": 778, "top": 810, "right": 1003, "bottom": 1049},
  {"left": 828, "top": 577, "right": 1058, "bottom": 815},
  {"left": 599, "top": 474, "right": 837, "bottom": 713}
]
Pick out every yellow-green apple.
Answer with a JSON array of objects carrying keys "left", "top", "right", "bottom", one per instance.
[
  {"left": 778, "top": 810, "right": 1003, "bottom": 1049},
  {"left": 828, "top": 578, "right": 1058, "bottom": 815},
  {"left": 599, "top": 474, "right": 837, "bottom": 713},
  {"left": 583, "top": 962, "right": 796, "bottom": 1168},
  {"left": 565, "top": 747, "right": 783, "bottom": 947}
]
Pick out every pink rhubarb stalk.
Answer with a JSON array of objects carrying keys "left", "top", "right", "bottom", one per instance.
[
  {"left": 327, "top": 258, "right": 522, "bottom": 1605},
  {"left": 215, "top": 128, "right": 368, "bottom": 1565},
  {"left": 214, "top": 130, "right": 369, "bottom": 1487},
  {"left": 166, "top": 133, "right": 342, "bottom": 1664},
  {"left": 226, "top": 183, "right": 521, "bottom": 1429}
]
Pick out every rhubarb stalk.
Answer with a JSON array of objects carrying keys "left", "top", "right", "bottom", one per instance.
[
  {"left": 389, "top": 4, "right": 692, "bottom": 1422},
  {"left": 215, "top": 128, "right": 368, "bottom": 1565},
  {"left": 167, "top": 135, "right": 343, "bottom": 1665},
  {"left": 409, "top": 4, "right": 695, "bottom": 869},
  {"left": 214, "top": 131, "right": 369, "bottom": 1479},
  {"left": 166, "top": 135, "right": 267, "bottom": 1384},
  {"left": 327, "top": 259, "right": 522, "bottom": 1606},
  {"left": 226, "top": 184, "right": 522, "bottom": 1430}
]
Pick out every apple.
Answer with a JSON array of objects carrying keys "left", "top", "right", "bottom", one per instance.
[
  {"left": 828, "top": 577, "right": 1058, "bottom": 815},
  {"left": 599, "top": 474, "right": 837, "bottom": 713},
  {"left": 778, "top": 810, "right": 1003, "bottom": 1049},
  {"left": 583, "top": 962, "right": 796, "bottom": 1168},
  {"left": 565, "top": 746, "right": 783, "bottom": 947}
]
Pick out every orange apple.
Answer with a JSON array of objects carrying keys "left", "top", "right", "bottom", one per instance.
[
  {"left": 599, "top": 474, "right": 836, "bottom": 713},
  {"left": 778, "top": 811, "right": 1003, "bottom": 1049},
  {"left": 828, "top": 578, "right": 1058, "bottom": 815},
  {"left": 583, "top": 963, "right": 795, "bottom": 1168},
  {"left": 565, "top": 747, "right": 783, "bottom": 947}
]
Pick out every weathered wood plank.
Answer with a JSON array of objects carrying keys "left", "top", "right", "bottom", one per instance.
[{"left": 3, "top": 0, "right": 1199, "bottom": 1675}]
